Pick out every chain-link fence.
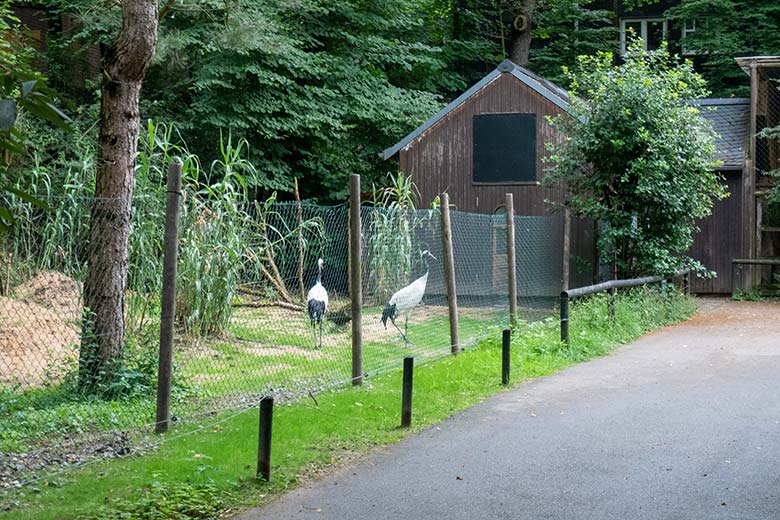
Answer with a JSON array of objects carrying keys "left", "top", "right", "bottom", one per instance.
[
  {"left": 0, "top": 189, "right": 565, "bottom": 485},
  {"left": 756, "top": 66, "right": 780, "bottom": 290}
]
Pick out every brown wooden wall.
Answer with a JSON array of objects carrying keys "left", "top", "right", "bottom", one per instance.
[
  {"left": 398, "top": 72, "right": 595, "bottom": 288},
  {"left": 688, "top": 170, "right": 744, "bottom": 293}
]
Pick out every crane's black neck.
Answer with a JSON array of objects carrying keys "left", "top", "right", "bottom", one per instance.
[{"left": 421, "top": 254, "right": 430, "bottom": 275}]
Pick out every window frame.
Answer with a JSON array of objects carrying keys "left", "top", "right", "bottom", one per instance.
[
  {"left": 681, "top": 19, "right": 696, "bottom": 55},
  {"left": 620, "top": 18, "right": 668, "bottom": 55}
]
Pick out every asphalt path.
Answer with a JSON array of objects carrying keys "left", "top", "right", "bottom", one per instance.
[{"left": 240, "top": 299, "right": 780, "bottom": 520}]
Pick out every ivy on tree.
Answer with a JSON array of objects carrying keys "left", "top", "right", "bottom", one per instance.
[{"left": 545, "top": 42, "right": 727, "bottom": 277}]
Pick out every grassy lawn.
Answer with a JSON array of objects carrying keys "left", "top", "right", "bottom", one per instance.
[
  {"left": 0, "top": 287, "right": 696, "bottom": 520},
  {"left": 0, "top": 304, "right": 505, "bottom": 453}
]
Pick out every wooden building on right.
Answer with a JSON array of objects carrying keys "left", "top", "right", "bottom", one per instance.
[{"left": 692, "top": 57, "right": 780, "bottom": 294}]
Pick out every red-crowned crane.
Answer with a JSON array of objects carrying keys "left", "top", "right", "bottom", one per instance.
[
  {"left": 381, "top": 250, "right": 436, "bottom": 346},
  {"left": 307, "top": 258, "right": 328, "bottom": 349}
]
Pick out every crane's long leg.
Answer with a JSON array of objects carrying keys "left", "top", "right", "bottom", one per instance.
[
  {"left": 310, "top": 320, "right": 318, "bottom": 350},
  {"left": 391, "top": 316, "right": 409, "bottom": 345},
  {"left": 404, "top": 315, "right": 409, "bottom": 348},
  {"left": 318, "top": 319, "right": 323, "bottom": 349}
]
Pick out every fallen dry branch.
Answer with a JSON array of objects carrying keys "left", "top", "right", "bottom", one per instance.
[{"left": 232, "top": 300, "right": 304, "bottom": 312}]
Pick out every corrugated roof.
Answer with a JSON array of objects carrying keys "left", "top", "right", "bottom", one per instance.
[
  {"left": 379, "top": 60, "right": 572, "bottom": 160},
  {"left": 696, "top": 98, "right": 749, "bottom": 169}
]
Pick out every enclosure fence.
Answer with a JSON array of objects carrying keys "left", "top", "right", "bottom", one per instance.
[
  {"left": 0, "top": 178, "right": 564, "bottom": 485},
  {"left": 755, "top": 65, "right": 780, "bottom": 290}
]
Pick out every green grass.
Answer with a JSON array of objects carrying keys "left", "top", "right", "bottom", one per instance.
[
  {"left": 0, "top": 305, "right": 504, "bottom": 453},
  {"left": 0, "top": 287, "right": 696, "bottom": 520}
]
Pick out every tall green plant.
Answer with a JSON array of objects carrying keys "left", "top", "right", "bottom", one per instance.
[{"left": 367, "top": 172, "right": 434, "bottom": 303}]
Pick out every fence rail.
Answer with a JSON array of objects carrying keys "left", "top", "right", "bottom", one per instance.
[
  {"left": 731, "top": 258, "right": 780, "bottom": 295},
  {"left": 560, "top": 270, "right": 691, "bottom": 345}
]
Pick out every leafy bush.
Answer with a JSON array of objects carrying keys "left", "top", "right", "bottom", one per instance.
[{"left": 546, "top": 41, "right": 727, "bottom": 277}]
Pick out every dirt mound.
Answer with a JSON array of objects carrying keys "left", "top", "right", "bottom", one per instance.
[
  {"left": 14, "top": 271, "right": 82, "bottom": 323},
  {"left": 0, "top": 297, "right": 79, "bottom": 388}
]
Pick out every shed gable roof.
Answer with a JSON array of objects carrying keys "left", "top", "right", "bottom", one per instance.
[
  {"left": 380, "top": 59, "right": 571, "bottom": 160},
  {"left": 696, "top": 98, "right": 749, "bottom": 169}
]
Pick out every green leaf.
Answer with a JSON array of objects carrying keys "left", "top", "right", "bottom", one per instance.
[
  {"left": 21, "top": 80, "right": 37, "bottom": 98},
  {"left": 4, "top": 186, "right": 49, "bottom": 211},
  {"left": 18, "top": 96, "right": 71, "bottom": 130},
  {"left": 0, "top": 99, "right": 17, "bottom": 131}
]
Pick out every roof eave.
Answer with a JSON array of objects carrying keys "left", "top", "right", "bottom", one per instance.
[
  {"left": 379, "top": 68, "right": 503, "bottom": 160},
  {"left": 735, "top": 56, "right": 780, "bottom": 75},
  {"left": 380, "top": 60, "right": 574, "bottom": 160}
]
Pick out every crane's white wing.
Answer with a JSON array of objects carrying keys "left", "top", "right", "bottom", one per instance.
[{"left": 389, "top": 272, "right": 428, "bottom": 313}]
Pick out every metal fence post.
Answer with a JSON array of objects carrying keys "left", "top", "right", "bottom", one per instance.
[
  {"left": 155, "top": 162, "right": 182, "bottom": 434},
  {"left": 505, "top": 193, "right": 517, "bottom": 328},
  {"left": 560, "top": 291, "right": 570, "bottom": 346},
  {"left": 683, "top": 271, "right": 690, "bottom": 295},
  {"left": 349, "top": 174, "right": 363, "bottom": 386},
  {"left": 440, "top": 193, "right": 459, "bottom": 354}
]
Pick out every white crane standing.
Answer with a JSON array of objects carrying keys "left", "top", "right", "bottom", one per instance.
[
  {"left": 381, "top": 250, "right": 436, "bottom": 346},
  {"left": 306, "top": 258, "right": 328, "bottom": 349}
]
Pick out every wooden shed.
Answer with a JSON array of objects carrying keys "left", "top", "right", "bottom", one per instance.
[
  {"left": 381, "top": 59, "right": 766, "bottom": 294},
  {"left": 380, "top": 59, "right": 596, "bottom": 293}
]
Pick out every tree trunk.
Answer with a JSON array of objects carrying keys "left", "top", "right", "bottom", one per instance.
[
  {"left": 508, "top": 0, "right": 535, "bottom": 66},
  {"left": 79, "top": 0, "right": 159, "bottom": 391}
]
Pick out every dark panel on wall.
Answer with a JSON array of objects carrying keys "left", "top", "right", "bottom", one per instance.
[
  {"left": 473, "top": 113, "right": 536, "bottom": 183},
  {"left": 399, "top": 73, "right": 568, "bottom": 216},
  {"left": 688, "top": 170, "right": 744, "bottom": 293}
]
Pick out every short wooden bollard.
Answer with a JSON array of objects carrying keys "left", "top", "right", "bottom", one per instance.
[
  {"left": 257, "top": 396, "right": 274, "bottom": 481},
  {"left": 502, "top": 329, "right": 511, "bottom": 386},
  {"left": 401, "top": 357, "right": 414, "bottom": 428}
]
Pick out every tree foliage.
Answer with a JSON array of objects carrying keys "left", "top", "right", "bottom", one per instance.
[
  {"left": 545, "top": 42, "right": 727, "bottom": 277},
  {"left": 529, "top": 0, "right": 617, "bottom": 86},
  {"left": 50, "top": 0, "right": 498, "bottom": 201},
  {"left": 0, "top": 3, "right": 69, "bottom": 231},
  {"left": 666, "top": 0, "right": 780, "bottom": 97}
]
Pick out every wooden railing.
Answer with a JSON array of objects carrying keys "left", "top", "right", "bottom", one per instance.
[
  {"left": 560, "top": 270, "right": 691, "bottom": 345},
  {"left": 731, "top": 258, "right": 780, "bottom": 295}
]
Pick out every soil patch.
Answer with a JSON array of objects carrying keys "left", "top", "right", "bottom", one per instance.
[
  {"left": 14, "top": 271, "right": 82, "bottom": 323},
  {"left": 0, "top": 297, "right": 79, "bottom": 388}
]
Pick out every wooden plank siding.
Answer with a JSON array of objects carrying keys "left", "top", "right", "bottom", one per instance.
[
  {"left": 398, "top": 72, "right": 594, "bottom": 289},
  {"left": 688, "top": 170, "right": 744, "bottom": 293}
]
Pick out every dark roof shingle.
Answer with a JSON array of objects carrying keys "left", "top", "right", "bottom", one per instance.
[{"left": 696, "top": 98, "right": 749, "bottom": 169}]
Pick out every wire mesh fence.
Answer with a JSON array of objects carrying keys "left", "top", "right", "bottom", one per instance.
[
  {"left": 756, "top": 67, "right": 780, "bottom": 289},
  {"left": 0, "top": 188, "right": 566, "bottom": 486}
]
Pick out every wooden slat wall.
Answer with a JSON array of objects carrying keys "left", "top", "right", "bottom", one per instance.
[
  {"left": 688, "top": 170, "right": 744, "bottom": 293},
  {"left": 399, "top": 72, "right": 595, "bottom": 287}
]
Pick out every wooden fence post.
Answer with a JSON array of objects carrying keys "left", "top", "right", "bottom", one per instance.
[
  {"left": 155, "top": 162, "right": 182, "bottom": 434},
  {"left": 256, "top": 396, "right": 274, "bottom": 481},
  {"left": 440, "top": 193, "right": 459, "bottom": 354},
  {"left": 562, "top": 208, "right": 571, "bottom": 291},
  {"left": 349, "top": 174, "right": 363, "bottom": 386},
  {"left": 401, "top": 357, "right": 414, "bottom": 427},
  {"left": 505, "top": 193, "right": 517, "bottom": 327},
  {"left": 501, "top": 329, "right": 511, "bottom": 385}
]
